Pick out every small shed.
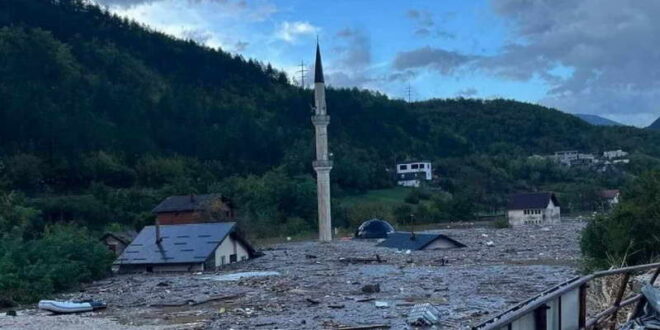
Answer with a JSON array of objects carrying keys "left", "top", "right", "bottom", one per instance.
[
  {"left": 507, "top": 192, "right": 561, "bottom": 226},
  {"left": 114, "top": 222, "right": 255, "bottom": 273},
  {"left": 355, "top": 219, "right": 395, "bottom": 239},
  {"left": 101, "top": 230, "right": 137, "bottom": 256},
  {"left": 377, "top": 232, "right": 465, "bottom": 250}
]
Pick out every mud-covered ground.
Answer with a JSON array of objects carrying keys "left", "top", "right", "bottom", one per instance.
[{"left": 0, "top": 221, "right": 585, "bottom": 329}]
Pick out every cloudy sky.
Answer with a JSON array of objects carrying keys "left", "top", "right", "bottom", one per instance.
[{"left": 95, "top": 0, "right": 660, "bottom": 127}]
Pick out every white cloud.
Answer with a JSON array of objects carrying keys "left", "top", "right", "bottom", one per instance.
[{"left": 275, "top": 21, "right": 319, "bottom": 43}]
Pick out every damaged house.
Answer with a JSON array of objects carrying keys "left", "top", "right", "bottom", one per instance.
[
  {"left": 377, "top": 232, "right": 465, "bottom": 250},
  {"left": 114, "top": 222, "right": 255, "bottom": 273},
  {"left": 507, "top": 192, "right": 561, "bottom": 226},
  {"left": 153, "top": 194, "right": 235, "bottom": 225}
]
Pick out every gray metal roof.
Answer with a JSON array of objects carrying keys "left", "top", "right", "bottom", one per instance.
[
  {"left": 115, "top": 222, "right": 239, "bottom": 265},
  {"left": 377, "top": 232, "right": 466, "bottom": 250},
  {"left": 152, "top": 194, "right": 223, "bottom": 213},
  {"left": 507, "top": 192, "right": 559, "bottom": 210}
]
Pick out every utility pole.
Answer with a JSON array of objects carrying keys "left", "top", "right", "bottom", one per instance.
[
  {"left": 407, "top": 83, "right": 412, "bottom": 103},
  {"left": 297, "top": 60, "right": 308, "bottom": 89}
]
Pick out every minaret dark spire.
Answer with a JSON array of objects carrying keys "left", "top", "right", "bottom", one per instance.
[{"left": 314, "top": 41, "right": 324, "bottom": 83}]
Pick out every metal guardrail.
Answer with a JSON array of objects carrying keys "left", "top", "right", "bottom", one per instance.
[{"left": 472, "top": 262, "right": 660, "bottom": 330}]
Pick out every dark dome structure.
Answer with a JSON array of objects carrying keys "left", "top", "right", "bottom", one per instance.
[{"left": 354, "top": 219, "right": 395, "bottom": 239}]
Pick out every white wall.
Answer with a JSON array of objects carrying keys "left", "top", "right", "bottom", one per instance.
[
  {"left": 396, "top": 162, "right": 432, "bottom": 180},
  {"left": 544, "top": 199, "right": 561, "bottom": 224},
  {"left": 214, "top": 235, "right": 250, "bottom": 268},
  {"left": 508, "top": 209, "right": 543, "bottom": 226},
  {"left": 397, "top": 179, "right": 420, "bottom": 187}
]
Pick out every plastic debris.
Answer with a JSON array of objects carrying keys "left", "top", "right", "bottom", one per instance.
[
  {"left": 374, "top": 301, "right": 389, "bottom": 308},
  {"left": 407, "top": 303, "right": 442, "bottom": 326},
  {"left": 485, "top": 241, "right": 495, "bottom": 247},
  {"left": 38, "top": 300, "right": 107, "bottom": 314},
  {"left": 200, "top": 271, "right": 280, "bottom": 281}
]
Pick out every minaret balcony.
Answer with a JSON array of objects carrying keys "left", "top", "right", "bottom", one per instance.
[
  {"left": 313, "top": 160, "right": 333, "bottom": 169},
  {"left": 311, "top": 115, "right": 330, "bottom": 125}
]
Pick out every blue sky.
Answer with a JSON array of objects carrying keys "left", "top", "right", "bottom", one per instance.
[{"left": 99, "top": 0, "right": 660, "bottom": 127}]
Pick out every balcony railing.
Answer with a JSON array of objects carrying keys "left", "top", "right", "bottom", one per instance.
[
  {"left": 313, "top": 160, "right": 333, "bottom": 168},
  {"left": 311, "top": 115, "right": 330, "bottom": 125}
]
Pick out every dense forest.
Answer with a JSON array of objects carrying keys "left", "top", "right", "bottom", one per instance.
[{"left": 2, "top": 0, "right": 660, "bottom": 303}]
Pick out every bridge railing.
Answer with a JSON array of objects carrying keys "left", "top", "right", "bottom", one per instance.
[{"left": 472, "top": 262, "right": 660, "bottom": 330}]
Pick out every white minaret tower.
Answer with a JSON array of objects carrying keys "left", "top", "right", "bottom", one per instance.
[{"left": 312, "top": 42, "right": 333, "bottom": 242}]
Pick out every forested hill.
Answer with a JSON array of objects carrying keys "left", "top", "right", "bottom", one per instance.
[
  {"left": 2, "top": 0, "right": 660, "bottom": 226},
  {"left": 649, "top": 117, "right": 660, "bottom": 130}
]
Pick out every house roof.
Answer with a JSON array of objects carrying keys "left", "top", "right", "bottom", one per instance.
[
  {"left": 101, "top": 230, "right": 137, "bottom": 245},
  {"left": 152, "top": 194, "right": 227, "bottom": 213},
  {"left": 508, "top": 192, "right": 559, "bottom": 210},
  {"left": 114, "top": 222, "right": 254, "bottom": 265},
  {"left": 376, "top": 232, "right": 466, "bottom": 250},
  {"left": 314, "top": 42, "right": 324, "bottom": 83},
  {"left": 599, "top": 189, "right": 620, "bottom": 199}
]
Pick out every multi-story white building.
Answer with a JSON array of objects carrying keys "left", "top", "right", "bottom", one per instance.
[
  {"left": 395, "top": 161, "right": 432, "bottom": 187},
  {"left": 603, "top": 149, "right": 628, "bottom": 159}
]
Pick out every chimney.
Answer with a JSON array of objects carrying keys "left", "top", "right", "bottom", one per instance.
[{"left": 155, "top": 218, "right": 163, "bottom": 245}]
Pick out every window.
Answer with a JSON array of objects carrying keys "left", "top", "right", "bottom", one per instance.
[
  {"left": 419, "top": 164, "right": 425, "bottom": 169},
  {"left": 399, "top": 165, "right": 407, "bottom": 170},
  {"left": 411, "top": 164, "right": 419, "bottom": 169},
  {"left": 230, "top": 254, "right": 237, "bottom": 263}
]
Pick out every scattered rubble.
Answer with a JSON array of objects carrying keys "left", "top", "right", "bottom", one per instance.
[
  {"left": 0, "top": 221, "right": 584, "bottom": 329},
  {"left": 407, "top": 303, "right": 442, "bottom": 327}
]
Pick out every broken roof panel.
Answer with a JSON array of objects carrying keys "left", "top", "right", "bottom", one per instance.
[
  {"left": 377, "top": 232, "right": 466, "bottom": 250},
  {"left": 508, "top": 192, "right": 559, "bottom": 210},
  {"left": 115, "top": 222, "right": 242, "bottom": 265}
]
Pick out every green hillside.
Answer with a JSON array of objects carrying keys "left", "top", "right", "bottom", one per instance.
[
  {"left": 4, "top": 0, "right": 660, "bottom": 304},
  {"left": 1, "top": 0, "right": 660, "bottom": 233}
]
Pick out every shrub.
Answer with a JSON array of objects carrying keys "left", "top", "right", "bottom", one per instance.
[
  {"left": 581, "top": 170, "right": 660, "bottom": 270},
  {"left": 492, "top": 217, "right": 510, "bottom": 229},
  {"left": 404, "top": 190, "right": 420, "bottom": 205},
  {"left": 0, "top": 224, "right": 114, "bottom": 304}
]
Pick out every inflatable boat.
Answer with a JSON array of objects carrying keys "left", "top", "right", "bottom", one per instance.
[{"left": 38, "top": 300, "right": 107, "bottom": 314}]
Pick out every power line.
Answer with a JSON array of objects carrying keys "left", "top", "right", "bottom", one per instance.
[
  {"left": 296, "top": 60, "right": 308, "bottom": 88},
  {"left": 407, "top": 83, "right": 412, "bottom": 103}
]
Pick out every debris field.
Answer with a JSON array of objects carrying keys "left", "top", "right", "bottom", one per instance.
[{"left": 0, "top": 221, "right": 585, "bottom": 329}]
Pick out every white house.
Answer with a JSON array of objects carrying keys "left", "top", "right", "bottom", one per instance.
[
  {"left": 396, "top": 161, "right": 432, "bottom": 187},
  {"left": 114, "top": 222, "right": 255, "bottom": 273},
  {"left": 603, "top": 150, "right": 628, "bottom": 159},
  {"left": 553, "top": 151, "right": 578, "bottom": 166},
  {"left": 507, "top": 192, "right": 561, "bottom": 226}
]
